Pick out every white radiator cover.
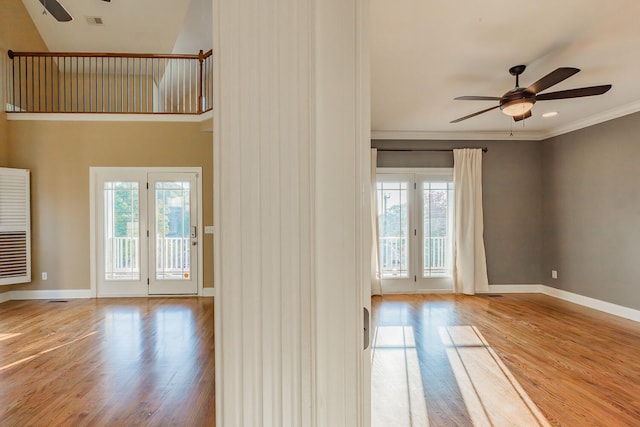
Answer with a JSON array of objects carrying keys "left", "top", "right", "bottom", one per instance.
[{"left": 0, "top": 168, "right": 31, "bottom": 285}]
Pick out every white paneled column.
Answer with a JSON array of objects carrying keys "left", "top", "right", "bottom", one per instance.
[{"left": 213, "top": 0, "right": 370, "bottom": 426}]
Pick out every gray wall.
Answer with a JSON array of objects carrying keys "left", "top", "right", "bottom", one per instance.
[
  {"left": 373, "top": 139, "right": 542, "bottom": 286},
  {"left": 541, "top": 112, "right": 640, "bottom": 309}
]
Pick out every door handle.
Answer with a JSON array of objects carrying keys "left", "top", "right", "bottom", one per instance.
[{"left": 363, "top": 307, "right": 370, "bottom": 350}]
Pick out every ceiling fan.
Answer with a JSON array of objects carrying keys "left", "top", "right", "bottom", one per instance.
[
  {"left": 450, "top": 65, "right": 612, "bottom": 123},
  {"left": 38, "top": 0, "right": 73, "bottom": 22}
]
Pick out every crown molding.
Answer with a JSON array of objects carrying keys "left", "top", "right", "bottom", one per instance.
[
  {"left": 371, "top": 130, "right": 540, "bottom": 141},
  {"left": 538, "top": 99, "right": 640, "bottom": 140},
  {"left": 372, "top": 100, "right": 640, "bottom": 142}
]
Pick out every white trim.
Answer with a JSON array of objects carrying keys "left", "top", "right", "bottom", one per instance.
[
  {"left": 89, "top": 167, "right": 203, "bottom": 298},
  {"left": 89, "top": 171, "right": 98, "bottom": 298},
  {"left": 10, "top": 289, "right": 92, "bottom": 300},
  {"left": 0, "top": 289, "right": 215, "bottom": 303},
  {"left": 0, "top": 292, "right": 11, "bottom": 304},
  {"left": 371, "top": 130, "right": 540, "bottom": 141},
  {"left": 541, "top": 286, "right": 640, "bottom": 323},
  {"left": 196, "top": 174, "right": 204, "bottom": 297},
  {"left": 480, "top": 284, "right": 640, "bottom": 323},
  {"left": 372, "top": 101, "right": 640, "bottom": 142},
  {"left": 6, "top": 110, "right": 213, "bottom": 123},
  {"left": 539, "top": 99, "right": 640, "bottom": 140},
  {"left": 381, "top": 289, "right": 454, "bottom": 295}
]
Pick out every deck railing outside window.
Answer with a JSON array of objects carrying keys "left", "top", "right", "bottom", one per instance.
[
  {"left": 380, "top": 236, "right": 447, "bottom": 278},
  {"left": 5, "top": 49, "right": 213, "bottom": 114},
  {"left": 107, "top": 236, "right": 189, "bottom": 279}
]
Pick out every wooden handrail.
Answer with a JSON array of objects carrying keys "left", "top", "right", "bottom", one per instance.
[{"left": 7, "top": 50, "right": 212, "bottom": 60}]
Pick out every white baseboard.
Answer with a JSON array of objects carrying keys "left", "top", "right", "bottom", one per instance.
[
  {"left": 484, "top": 284, "right": 640, "bottom": 323},
  {"left": 0, "top": 288, "right": 214, "bottom": 302},
  {"left": 10, "top": 289, "right": 93, "bottom": 300},
  {"left": 541, "top": 286, "right": 640, "bottom": 323},
  {"left": 0, "top": 292, "right": 12, "bottom": 304},
  {"left": 202, "top": 287, "right": 215, "bottom": 297}
]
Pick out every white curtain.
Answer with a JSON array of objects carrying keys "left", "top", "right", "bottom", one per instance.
[
  {"left": 370, "top": 149, "right": 383, "bottom": 295},
  {"left": 453, "top": 148, "right": 489, "bottom": 295}
]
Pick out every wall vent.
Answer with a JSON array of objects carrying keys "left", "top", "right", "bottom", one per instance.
[{"left": 86, "top": 16, "right": 104, "bottom": 25}]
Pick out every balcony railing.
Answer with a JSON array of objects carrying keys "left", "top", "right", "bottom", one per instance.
[
  {"left": 379, "top": 236, "right": 448, "bottom": 278},
  {"left": 5, "top": 49, "right": 213, "bottom": 114},
  {"left": 107, "top": 236, "right": 190, "bottom": 278}
]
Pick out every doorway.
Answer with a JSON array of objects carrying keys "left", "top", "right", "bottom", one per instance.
[
  {"left": 91, "top": 167, "right": 202, "bottom": 297},
  {"left": 376, "top": 169, "right": 454, "bottom": 294}
]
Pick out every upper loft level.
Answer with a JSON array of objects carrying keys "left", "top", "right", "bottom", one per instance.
[{"left": 5, "top": 49, "right": 213, "bottom": 115}]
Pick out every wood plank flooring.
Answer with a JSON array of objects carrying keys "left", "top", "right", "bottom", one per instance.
[
  {"left": 3, "top": 293, "right": 639, "bottom": 426},
  {"left": 371, "top": 293, "right": 640, "bottom": 427},
  {"left": 0, "top": 298, "right": 214, "bottom": 426}
]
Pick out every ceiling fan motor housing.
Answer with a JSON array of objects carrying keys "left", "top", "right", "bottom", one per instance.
[{"left": 500, "top": 88, "right": 536, "bottom": 115}]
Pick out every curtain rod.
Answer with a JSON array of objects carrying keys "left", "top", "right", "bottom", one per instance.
[{"left": 375, "top": 147, "right": 488, "bottom": 153}]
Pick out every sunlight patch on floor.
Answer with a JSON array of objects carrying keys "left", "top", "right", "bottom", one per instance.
[
  {"left": 0, "top": 331, "right": 97, "bottom": 373},
  {"left": 372, "top": 322, "right": 550, "bottom": 427},
  {"left": 372, "top": 326, "right": 429, "bottom": 427},
  {"left": 0, "top": 333, "right": 21, "bottom": 342},
  {"left": 441, "top": 326, "right": 550, "bottom": 427}
]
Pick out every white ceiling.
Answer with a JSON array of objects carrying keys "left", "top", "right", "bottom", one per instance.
[
  {"left": 372, "top": 0, "right": 640, "bottom": 140},
  {"left": 20, "top": 0, "right": 640, "bottom": 140},
  {"left": 19, "top": 0, "right": 211, "bottom": 54}
]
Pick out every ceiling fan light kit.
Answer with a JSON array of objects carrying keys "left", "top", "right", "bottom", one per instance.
[
  {"left": 451, "top": 64, "right": 612, "bottom": 124},
  {"left": 500, "top": 97, "right": 534, "bottom": 117}
]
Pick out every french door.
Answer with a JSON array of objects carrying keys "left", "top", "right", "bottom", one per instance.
[
  {"left": 377, "top": 169, "right": 454, "bottom": 293},
  {"left": 94, "top": 169, "right": 199, "bottom": 296}
]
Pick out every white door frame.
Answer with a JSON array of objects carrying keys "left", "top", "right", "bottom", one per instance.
[{"left": 90, "top": 166, "right": 204, "bottom": 298}]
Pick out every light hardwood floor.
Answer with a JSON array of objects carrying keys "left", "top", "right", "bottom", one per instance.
[
  {"left": 371, "top": 293, "right": 640, "bottom": 427},
  {"left": 0, "top": 298, "right": 214, "bottom": 426}
]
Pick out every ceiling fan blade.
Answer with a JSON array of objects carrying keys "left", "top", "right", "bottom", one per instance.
[
  {"left": 526, "top": 67, "right": 580, "bottom": 94},
  {"left": 536, "top": 85, "right": 612, "bottom": 101},
  {"left": 38, "top": 0, "right": 73, "bottom": 22},
  {"left": 450, "top": 105, "right": 500, "bottom": 123},
  {"left": 513, "top": 110, "right": 532, "bottom": 122},
  {"left": 454, "top": 96, "right": 502, "bottom": 101}
]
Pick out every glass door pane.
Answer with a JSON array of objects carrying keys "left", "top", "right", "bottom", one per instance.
[
  {"left": 416, "top": 173, "right": 454, "bottom": 292},
  {"left": 377, "top": 180, "right": 410, "bottom": 278},
  {"left": 104, "top": 181, "right": 140, "bottom": 281},
  {"left": 154, "top": 181, "right": 191, "bottom": 281},
  {"left": 422, "top": 182, "right": 453, "bottom": 277},
  {"left": 148, "top": 173, "right": 198, "bottom": 295}
]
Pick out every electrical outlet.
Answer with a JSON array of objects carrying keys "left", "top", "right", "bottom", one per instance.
[
  {"left": 551, "top": 270, "right": 557, "bottom": 279},
  {"left": 42, "top": 272, "right": 48, "bottom": 280}
]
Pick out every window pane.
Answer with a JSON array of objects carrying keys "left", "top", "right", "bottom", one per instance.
[
  {"left": 377, "top": 181, "right": 409, "bottom": 278},
  {"left": 423, "top": 181, "right": 453, "bottom": 277},
  {"left": 104, "top": 182, "right": 140, "bottom": 281},
  {"left": 155, "top": 181, "right": 190, "bottom": 280}
]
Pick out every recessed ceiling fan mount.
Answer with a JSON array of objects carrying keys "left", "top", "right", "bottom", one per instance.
[{"left": 451, "top": 64, "right": 612, "bottom": 123}]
